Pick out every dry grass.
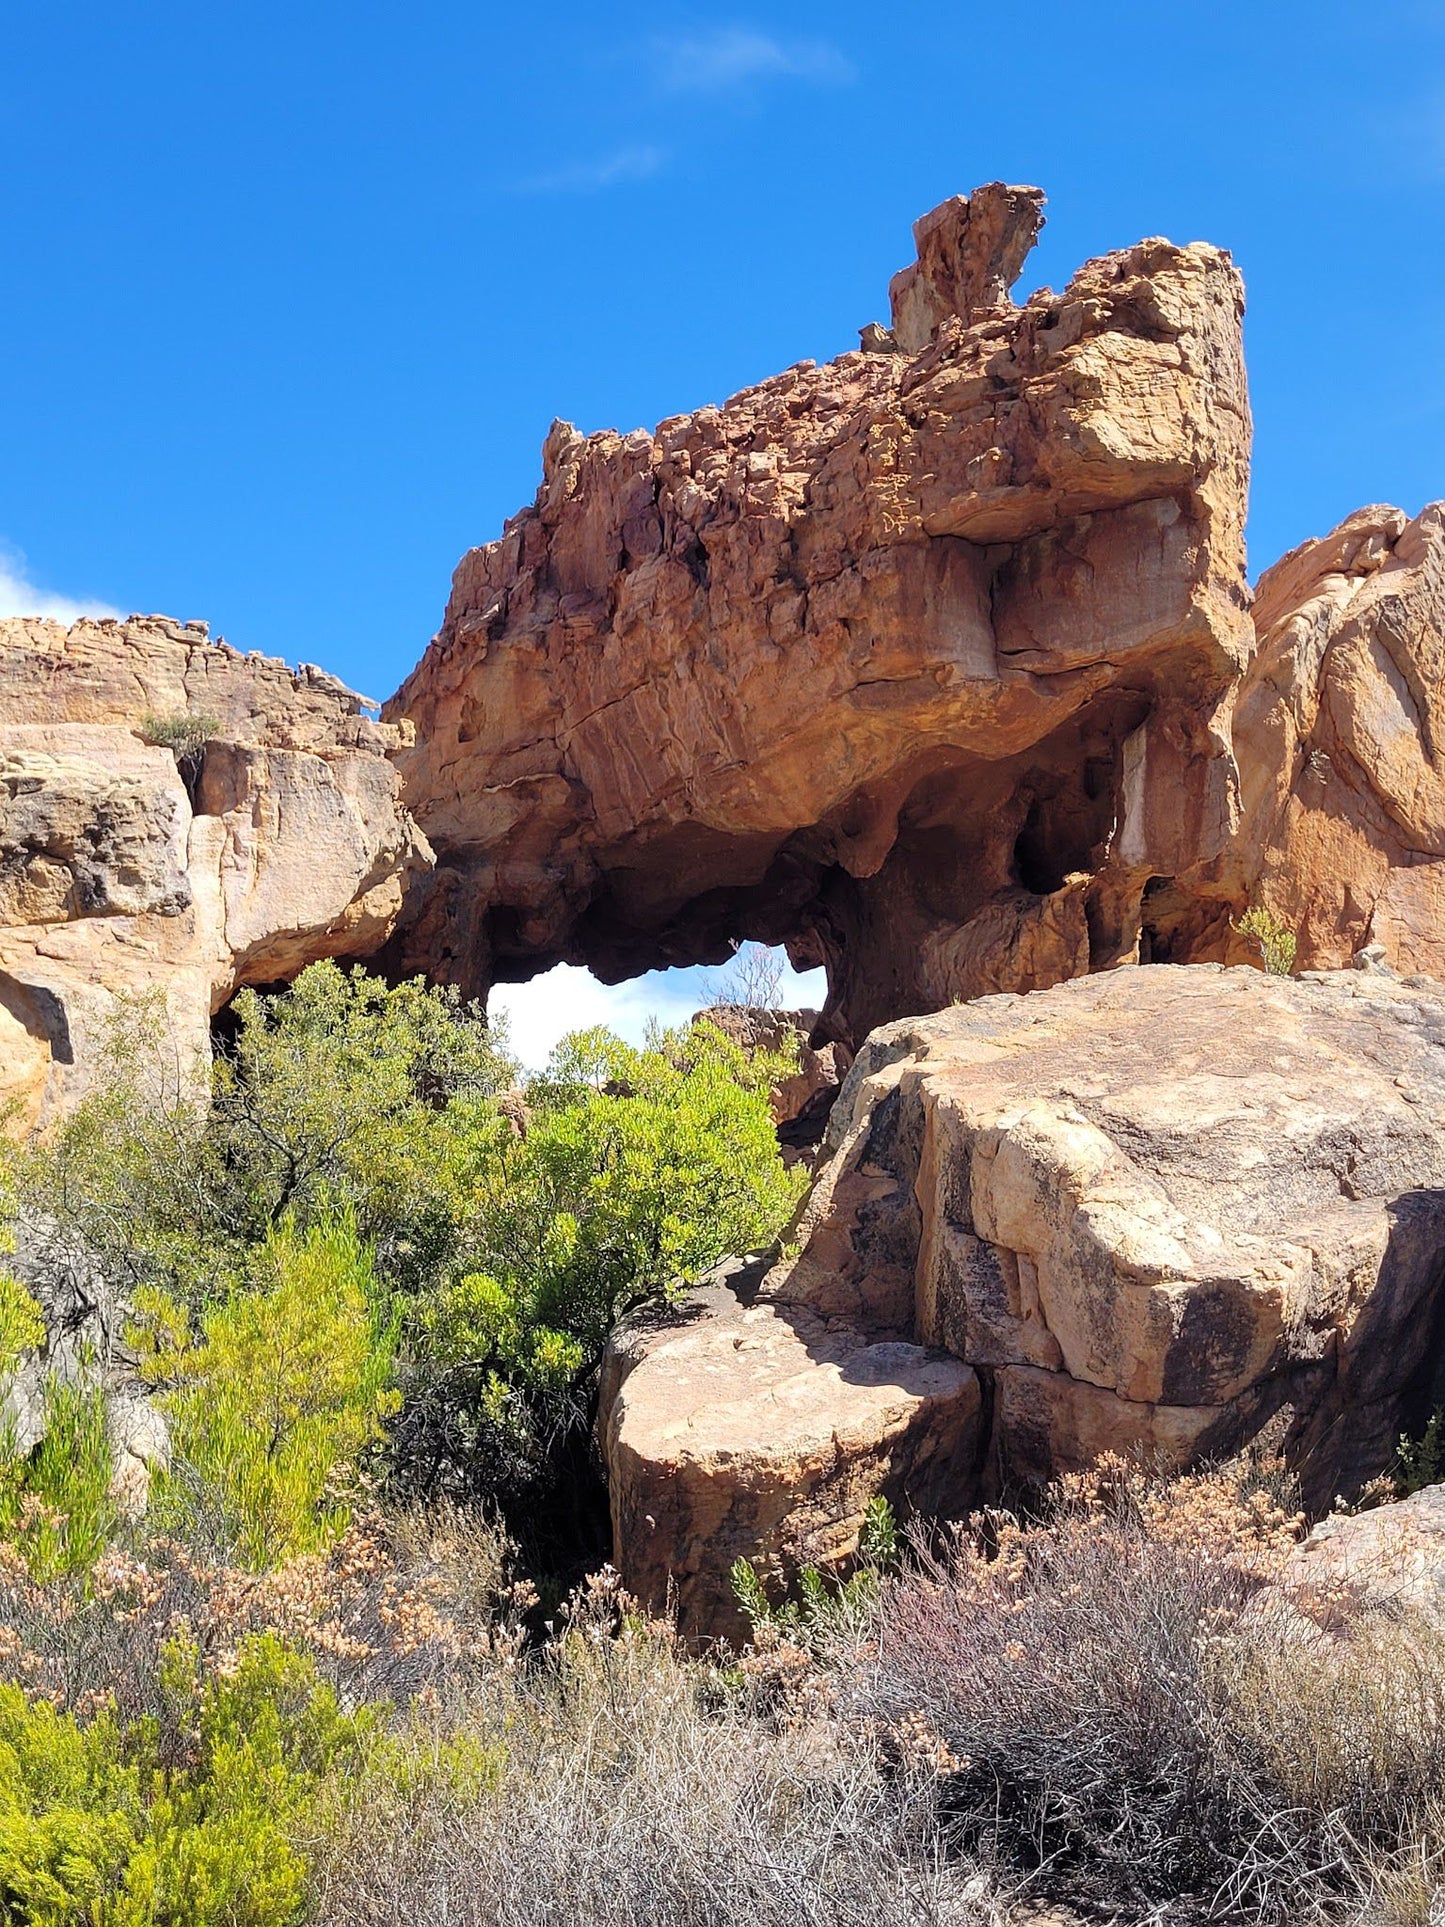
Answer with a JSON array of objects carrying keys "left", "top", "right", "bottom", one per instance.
[
  {"left": 836, "top": 1457, "right": 1445, "bottom": 1922},
  {"left": 13, "top": 1459, "right": 1445, "bottom": 1924},
  {"left": 0, "top": 1501, "right": 528, "bottom": 1717},
  {"left": 308, "top": 1575, "right": 1004, "bottom": 1927}
]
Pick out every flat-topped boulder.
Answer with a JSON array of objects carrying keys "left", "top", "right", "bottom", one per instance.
[
  {"left": 599, "top": 1260, "right": 980, "bottom": 1638},
  {"left": 601, "top": 965, "right": 1445, "bottom": 1632}
]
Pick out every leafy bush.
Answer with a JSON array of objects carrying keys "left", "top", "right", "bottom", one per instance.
[
  {"left": 395, "top": 1020, "right": 806, "bottom": 1509},
  {"left": 1234, "top": 903, "right": 1298, "bottom": 976},
  {"left": 138, "top": 712, "right": 219, "bottom": 766},
  {"left": 0, "top": 1379, "right": 119, "bottom": 1582},
  {"left": 135, "top": 1219, "right": 398, "bottom": 1567},
  {"left": 0, "top": 1632, "right": 372, "bottom": 1926},
  {"left": 7, "top": 967, "right": 804, "bottom": 1553},
  {"left": 1397, "top": 1409, "right": 1445, "bottom": 1496}
]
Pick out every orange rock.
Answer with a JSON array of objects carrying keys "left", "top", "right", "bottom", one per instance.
[
  {"left": 601, "top": 964, "right": 1445, "bottom": 1630},
  {"left": 385, "top": 185, "right": 1253, "bottom": 1049},
  {"left": 1225, "top": 503, "right": 1445, "bottom": 977}
]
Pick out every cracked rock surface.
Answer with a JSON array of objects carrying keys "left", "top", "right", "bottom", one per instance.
[{"left": 601, "top": 965, "right": 1445, "bottom": 1632}]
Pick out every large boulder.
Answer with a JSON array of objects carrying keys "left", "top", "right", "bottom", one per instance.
[
  {"left": 384, "top": 183, "right": 1253, "bottom": 1050},
  {"left": 599, "top": 1258, "right": 980, "bottom": 1638},
  {"left": 601, "top": 965, "right": 1445, "bottom": 1632},
  {"left": 0, "top": 615, "right": 432, "bottom": 1128}
]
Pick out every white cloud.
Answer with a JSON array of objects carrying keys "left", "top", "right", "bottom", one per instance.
[
  {"left": 490, "top": 955, "right": 829, "bottom": 1074},
  {"left": 0, "top": 544, "right": 119, "bottom": 624},
  {"left": 515, "top": 144, "right": 666, "bottom": 196},
  {"left": 651, "top": 28, "right": 853, "bottom": 94}
]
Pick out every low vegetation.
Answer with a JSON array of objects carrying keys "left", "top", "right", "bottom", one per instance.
[{"left": 4, "top": 963, "right": 1445, "bottom": 1923}]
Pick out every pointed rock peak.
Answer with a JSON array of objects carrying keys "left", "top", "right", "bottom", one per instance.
[{"left": 888, "top": 182, "right": 1047, "bottom": 353}]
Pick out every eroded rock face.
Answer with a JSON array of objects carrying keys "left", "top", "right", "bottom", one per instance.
[
  {"left": 386, "top": 184, "right": 1252, "bottom": 1049},
  {"left": 0, "top": 616, "right": 431, "bottom": 1128},
  {"left": 601, "top": 966, "right": 1445, "bottom": 1631},
  {"left": 1218, "top": 503, "right": 1445, "bottom": 978}
]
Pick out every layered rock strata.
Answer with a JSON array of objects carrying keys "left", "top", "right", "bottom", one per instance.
[
  {"left": 0, "top": 616, "right": 430, "bottom": 1128},
  {"left": 600, "top": 965, "right": 1445, "bottom": 1633},
  {"left": 1224, "top": 502, "right": 1445, "bottom": 976},
  {"left": 386, "top": 184, "right": 1253, "bottom": 1049}
]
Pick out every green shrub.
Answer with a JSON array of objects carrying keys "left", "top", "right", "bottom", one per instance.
[
  {"left": 138, "top": 713, "right": 219, "bottom": 766},
  {"left": 9, "top": 971, "right": 803, "bottom": 1532},
  {"left": 0, "top": 1633, "right": 372, "bottom": 1926},
  {"left": 398, "top": 1020, "right": 806, "bottom": 1505},
  {"left": 0, "top": 1378, "right": 119, "bottom": 1582},
  {"left": 137, "top": 1218, "right": 398, "bottom": 1567},
  {"left": 1397, "top": 1410, "right": 1445, "bottom": 1496},
  {"left": 1233, "top": 903, "right": 1298, "bottom": 976}
]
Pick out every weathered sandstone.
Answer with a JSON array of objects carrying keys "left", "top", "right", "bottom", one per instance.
[
  {"left": 1223, "top": 502, "right": 1445, "bottom": 976},
  {"left": 601, "top": 965, "right": 1445, "bottom": 1629},
  {"left": 599, "top": 1257, "right": 980, "bottom": 1637},
  {"left": 1283, "top": 1481, "right": 1445, "bottom": 1623},
  {"left": 0, "top": 615, "right": 430, "bottom": 1128},
  {"left": 385, "top": 184, "right": 1253, "bottom": 1049}
]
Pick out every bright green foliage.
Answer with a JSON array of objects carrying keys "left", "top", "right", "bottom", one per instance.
[
  {"left": 1233, "top": 904, "right": 1298, "bottom": 976},
  {"left": 474, "top": 1020, "right": 804, "bottom": 1353},
  {"left": 14, "top": 965, "right": 517, "bottom": 1303},
  {"left": 0, "top": 1276, "right": 43, "bottom": 1379},
  {"left": 138, "top": 1219, "right": 398, "bottom": 1566},
  {"left": 8, "top": 972, "right": 803, "bottom": 1530},
  {"left": 0, "top": 1379, "right": 119, "bottom": 1581},
  {"left": 401, "top": 1020, "right": 806, "bottom": 1501},
  {"left": 0, "top": 1634, "right": 371, "bottom": 1926},
  {"left": 209, "top": 963, "right": 515, "bottom": 1286},
  {"left": 1397, "top": 1409, "right": 1445, "bottom": 1496},
  {"left": 732, "top": 1497, "right": 900, "bottom": 1647}
]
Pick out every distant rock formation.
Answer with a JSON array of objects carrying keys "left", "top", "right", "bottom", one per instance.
[
  {"left": 384, "top": 184, "right": 1253, "bottom": 1049},
  {"left": 1229, "top": 502, "right": 1445, "bottom": 977},
  {"left": 0, "top": 615, "right": 430, "bottom": 1128},
  {"left": 600, "top": 964, "right": 1445, "bottom": 1636}
]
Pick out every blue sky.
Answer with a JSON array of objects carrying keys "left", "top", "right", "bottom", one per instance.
[{"left": 3, "top": 1, "right": 1442, "bottom": 1059}]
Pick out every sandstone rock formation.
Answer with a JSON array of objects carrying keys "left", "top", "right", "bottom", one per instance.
[
  {"left": 1283, "top": 1481, "right": 1445, "bottom": 1623},
  {"left": 0, "top": 615, "right": 430, "bottom": 1128},
  {"left": 1224, "top": 502, "right": 1445, "bottom": 977},
  {"left": 600, "top": 965, "right": 1445, "bottom": 1632},
  {"left": 600, "top": 1254, "right": 979, "bottom": 1637},
  {"left": 386, "top": 184, "right": 1253, "bottom": 1049}
]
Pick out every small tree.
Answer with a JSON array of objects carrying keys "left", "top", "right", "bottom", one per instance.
[{"left": 136, "top": 1217, "right": 397, "bottom": 1567}]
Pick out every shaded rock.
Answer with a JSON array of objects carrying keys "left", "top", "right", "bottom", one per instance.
[
  {"left": 384, "top": 185, "right": 1252, "bottom": 1052},
  {"left": 601, "top": 967, "right": 1445, "bottom": 1630},
  {"left": 0, "top": 615, "right": 431, "bottom": 1128},
  {"left": 1220, "top": 502, "right": 1445, "bottom": 980}
]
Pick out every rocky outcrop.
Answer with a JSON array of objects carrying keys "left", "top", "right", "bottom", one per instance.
[
  {"left": 1224, "top": 503, "right": 1445, "bottom": 977},
  {"left": 0, "top": 616, "right": 430, "bottom": 1128},
  {"left": 600, "top": 965, "right": 1445, "bottom": 1632},
  {"left": 385, "top": 184, "right": 1253, "bottom": 1050},
  {"left": 1284, "top": 1482, "right": 1445, "bottom": 1623},
  {"left": 600, "top": 1255, "right": 979, "bottom": 1638}
]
